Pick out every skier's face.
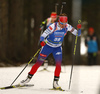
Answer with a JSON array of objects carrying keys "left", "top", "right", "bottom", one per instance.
[
  {"left": 51, "top": 17, "right": 57, "bottom": 22},
  {"left": 59, "top": 22, "right": 66, "bottom": 28},
  {"left": 58, "top": 16, "right": 67, "bottom": 28}
]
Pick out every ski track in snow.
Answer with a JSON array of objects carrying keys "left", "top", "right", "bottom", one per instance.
[{"left": 0, "top": 65, "right": 100, "bottom": 94}]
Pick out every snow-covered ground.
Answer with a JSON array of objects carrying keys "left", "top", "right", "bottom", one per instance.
[{"left": 0, "top": 65, "right": 100, "bottom": 94}]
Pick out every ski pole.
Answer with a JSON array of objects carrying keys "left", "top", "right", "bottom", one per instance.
[
  {"left": 68, "top": 20, "right": 81, "bottom": 90},
  {"left": 60, "top": 2, "right": 66, "bottom": 14},
  {"left": 55, "top": 3, "right": 59, "bottom": 14},
  {"left": 10, "top": 48, "right": 41, "bottom": 86}
]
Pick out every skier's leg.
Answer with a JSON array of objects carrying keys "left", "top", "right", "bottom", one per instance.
[
  {"left": 52, "top": 47, "right": 62, "bottom": 88},
  {"left": 29, "top": 45, "right": 53, "bottom": 74},
  {"left": 43, "top": 57, "right": 49, "bottom": 70},
  {"left": 20, "top": 45, "right": 53, "bottom": 85}
]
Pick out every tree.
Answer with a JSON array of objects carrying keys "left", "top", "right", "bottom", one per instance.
[{"left": 0, "top": 0, "right": 9, "bottom": 62}]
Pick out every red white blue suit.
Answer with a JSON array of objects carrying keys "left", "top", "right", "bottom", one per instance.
[{"left": 29, "top": 22, "right": 81, "bottom": 77}]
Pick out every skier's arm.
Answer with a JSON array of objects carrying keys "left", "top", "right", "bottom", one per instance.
[
  {"left": 67, "top": 24, "right": 81, "bottom": 36},
  {"left": 40, "top": 24, "right": 55, "bottom": 42},
  {"left": 38, "top": 19, "right": 47, "bottom": 47},
  {"left": 40, "top": 19, "right": 47, "bottom": 31}
]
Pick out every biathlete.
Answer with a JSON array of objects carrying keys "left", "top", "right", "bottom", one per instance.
[{"left": 20, "top": 13, "right": 81, "bottom": 90}]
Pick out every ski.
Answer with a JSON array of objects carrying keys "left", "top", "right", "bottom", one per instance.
[
  {"left": 49, "top": 87, "right": 65, "bottom": 91},
  {"left": 0, "top": 84, "right": 34, "bottom": 90},
  {"left": 39, "top": 69, "right": 51, "bottom": 72}
]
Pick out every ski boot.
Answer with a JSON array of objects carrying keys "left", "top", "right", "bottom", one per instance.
[
  {"left": 53, "top": 76, "right": 64, "bottom": 91},
  {"left": 53, "top": 76, "right": 61, "bottom": 89},
  {"left": 20, "top": 73, "right": 33, "bottom": 85}
]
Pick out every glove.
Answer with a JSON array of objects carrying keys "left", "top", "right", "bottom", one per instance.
[
  {"left": 40, "top": 41, "right": 46, "bottom": 46},
  {"left": 78, "top": 29, "right": 81, "bottom": 36},
  {"left": 77, "top": 24, "right": 81, "bottom": 29}
]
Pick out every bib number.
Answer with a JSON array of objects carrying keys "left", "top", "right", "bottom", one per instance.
[{"left": 54, "top": 38, "right": 61, "bottom": 41}]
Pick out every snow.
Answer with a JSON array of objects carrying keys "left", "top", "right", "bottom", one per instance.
[
  {"left": 80, "top": 37, "right": 87, "bottom": 55},
  {"left": 0, "top": 65, "right": 100, "bottom": 94}
]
